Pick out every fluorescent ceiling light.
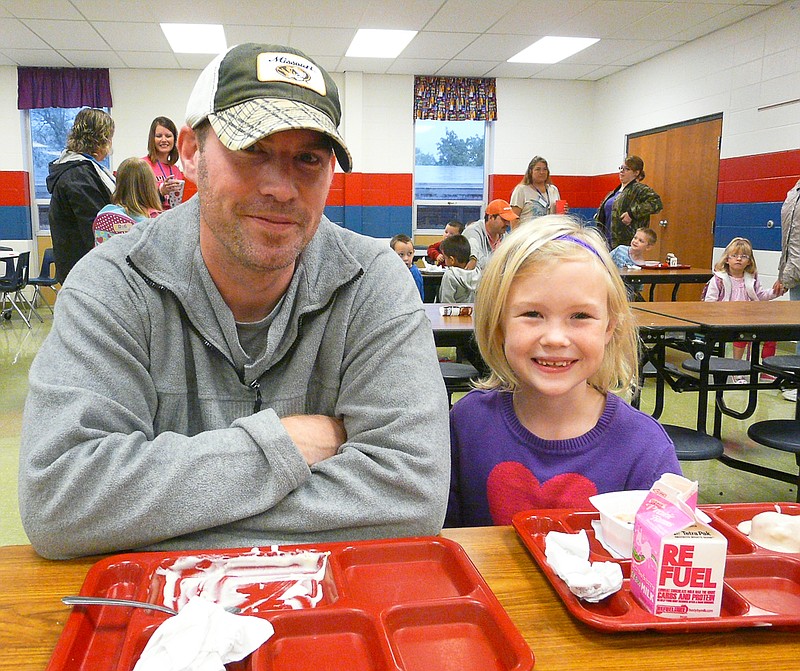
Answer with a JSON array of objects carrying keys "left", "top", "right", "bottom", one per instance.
[
  {"left": 509, "top": 36, "right": 599, "bottom": 64},
  {"left": 161, "top": 23, "right": 227, "bottom": 54},
  {"left": 346, "top": 29, "right": 417, "bottom": 58}
]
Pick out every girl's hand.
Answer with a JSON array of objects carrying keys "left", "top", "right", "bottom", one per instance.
[{"left": 621, "top": 212, "right": 632, "bottom": 225}]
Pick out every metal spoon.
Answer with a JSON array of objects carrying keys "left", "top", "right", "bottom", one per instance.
[{"left": 62, "top": 595, "right": 241, "bottom": 615}]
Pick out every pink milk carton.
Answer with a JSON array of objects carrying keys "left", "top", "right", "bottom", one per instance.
[{"left": 630, "top": 474, "right": 727, "bottom": 618}]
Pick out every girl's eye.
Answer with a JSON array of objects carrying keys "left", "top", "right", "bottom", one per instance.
[
  {"left": 523, "top": 310, "right": 541, "bottom": 318},
  {"left": 573, "top": 312, "right": 593, "bottom": 320}
]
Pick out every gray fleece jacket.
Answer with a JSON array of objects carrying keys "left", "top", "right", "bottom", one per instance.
[{"left": 19, "top": 198, "right": 450, "bottom": 559}]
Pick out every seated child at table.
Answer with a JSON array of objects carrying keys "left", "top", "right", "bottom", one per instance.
[
  {"left": 703, "top": 236, "right": 785, "bottom": 378},
  {"left": 390, "top": 234, "right": 423, "bottom": 300},
  {"left": 437, "top": 234, "right": 481, "bottom": 303},
  {"left": 427, "top": 220, "right": 465, "bottom": 266},
  {"left": 445, "top": 215, "right": 681, "bottom": 527},
  {"left": 610, "top": 226, "right": 657, "bottom": 268}
]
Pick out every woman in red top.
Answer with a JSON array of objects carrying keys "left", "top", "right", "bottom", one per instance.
[{"left": 143, "top": 116, "right": 185, "bottom": 209}]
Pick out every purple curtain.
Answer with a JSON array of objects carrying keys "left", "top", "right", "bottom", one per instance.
[
  {"left": 414, "top": 76, "right": 497, "bottom": 121},
  {"left": 17, "top": 67, "right": 112, "bottom": 109}
]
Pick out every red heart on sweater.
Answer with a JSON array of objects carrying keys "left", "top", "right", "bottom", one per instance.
[{"left": 487, "top": 461, "right": 597, "bottom": 525}]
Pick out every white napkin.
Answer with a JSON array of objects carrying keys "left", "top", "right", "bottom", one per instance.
[
  {"left": 544, "top": 530, "right": 623, "bottom": 603},
  {"left": 133, "top": 596, "right": 274, "bottom": 671}
]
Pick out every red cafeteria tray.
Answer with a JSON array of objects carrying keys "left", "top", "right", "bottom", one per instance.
[
  {"left": 512, "top": 502, "right": 800, "bottom": 633},
  {"left": 48, "top": 536, "right": 534, "bottom": 671}
]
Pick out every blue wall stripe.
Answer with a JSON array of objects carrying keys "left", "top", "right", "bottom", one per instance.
[
  {"left": 0, "top": 206, "right": 32, "bottom": 240},
  {"left": 714, "top": 202, "right": 782, "bottom": 250},
  {"left": 324, "top": 205, "right": 412, "bottom": 238}
]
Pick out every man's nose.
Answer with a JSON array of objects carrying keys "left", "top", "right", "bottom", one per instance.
[{"left": 256, "top": 157, "right": 299, "bottom": 201}]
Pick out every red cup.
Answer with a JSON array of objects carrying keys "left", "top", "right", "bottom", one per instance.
[{"left": 555, "top": 200, "right": 568, "bottom": 214}]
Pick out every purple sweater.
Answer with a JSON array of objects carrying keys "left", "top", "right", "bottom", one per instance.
[{"left": 445, "top": 389, "right": 681, "bottom": 527}]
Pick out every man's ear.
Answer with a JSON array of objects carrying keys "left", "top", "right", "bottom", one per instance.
[{"left": 178, "top": 125, "right": 199, "bottom": 183}]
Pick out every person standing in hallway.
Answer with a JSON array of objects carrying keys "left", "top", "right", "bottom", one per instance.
[
  {"left": 143, "top": 116, "right": 186, "bottom": 209},
  {"left": 46, "top": 107, "right": 115, "bottom": 283},
  {"left": 595, "top": 155, "right": 662, "bottom": 248},
  {"left": 510, "top": 156, "right": 562, "bottom": 226}
]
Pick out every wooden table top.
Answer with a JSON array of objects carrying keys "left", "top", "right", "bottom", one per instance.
[
  {"left": 633, "top": 300, "right": 800, "bottom": 329},
  {"left": 2, "top": 529, "right": 797, "bottom": 671},
  {"left": 619, "top": 267, "right": 714, "bottom": 282}
]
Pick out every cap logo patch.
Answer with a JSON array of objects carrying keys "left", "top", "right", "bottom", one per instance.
[{"left": 257, "top": 52, "right": 327, "bottom": 97}]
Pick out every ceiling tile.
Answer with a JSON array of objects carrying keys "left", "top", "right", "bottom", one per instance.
[
  {"left": 0, "top": 48, "right": 71, "bottom": 67},
  {"left": 2, "top": 0, "right": 82, "bottom": 20},
  {"left": 0, "top": 17, "right": 50, "bottom": 49},
  {"left": 22, "top": 19, "right": 109, "bottom": 50},
  {"left": 225, "top": 25, "right": 291, "bottom": 46},
  {"left": 288, "top": 27, "right": 355, "bottom": 55},
  {"left": 402, "top": 31, "right": 480, "bottom": 60},
  {"left": 59, "top": 49, "right": 127, "bottom": 68},
  {"left": 116, "top": 51, "right": 182, "bottom": 69},
  {"left": 425, "top": 0, "right": 520, "bottom": 32},
  {"left": 385, "top": 58, "right": 449, "bottom": 75},
  {"left": 435, "top": 60, "right": 498, "bottom": 77},
  {"left": 92, "top": 22, "right": 173, "bottom": 52}
]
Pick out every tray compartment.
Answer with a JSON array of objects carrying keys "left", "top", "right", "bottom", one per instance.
[
  {"left": 385, "top": 600, "right": 526, "bottom": 671},
  {"left": 336, "top": 539, "right": 476, "bottom": 607},
  {"left": 724, "top": 555, "right": 800, "bottom": 614},
  {"left": 253, "top": 609, "right": 391, "bottom": 671},
  {"left": 706, "top": 503, "right": 800, "bottom": 554},
  {"left": 88, "top": 559, "right": 149, "bottom": 601},
  {"left": 146, "top": 550, "right": 335, "bottom": 614}
]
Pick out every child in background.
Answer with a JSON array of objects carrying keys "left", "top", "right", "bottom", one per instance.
[
  {"left": 445, "top": 216, "right": 681, "bottom": 527},
  {"left": 437, "top": 234, "right": 481, "bottom": 303},
  {"left": 390, "top": 234, "right": 424, "bottom": 300},
  {"left": 610, "top": 226, "right": 657, "bottom": 268},
  {"left": 427, "top": 220, "right": 464, "bottom": 266},
  {"left": 93, "top": 157, "right": 162, "bottom": 246},
  {"left": 437, "top": 235, "right": 481, "bottom": 303},
  {"left": 703, "top": 236, "right": 785, "bottom": 379}
]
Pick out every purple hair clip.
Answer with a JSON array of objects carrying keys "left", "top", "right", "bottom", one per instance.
[{"left": 553, "top": 234, "right": 603, "bottom": 259}]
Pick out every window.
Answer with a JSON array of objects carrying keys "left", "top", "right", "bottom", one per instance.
[
  {"left": 414, "top": 120, "right": 489, "bottom": 234},
  {"left": 24, "top": 107, "right": 111, "bottom": 234}
]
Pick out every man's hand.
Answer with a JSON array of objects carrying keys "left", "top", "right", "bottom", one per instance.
[{"left": 281, "top": 415, "right": 347, "bottom": 466}]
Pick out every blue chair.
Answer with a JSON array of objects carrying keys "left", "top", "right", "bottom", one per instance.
[{"left": 28, "top": 247, "right": 59, "bottom": 313}]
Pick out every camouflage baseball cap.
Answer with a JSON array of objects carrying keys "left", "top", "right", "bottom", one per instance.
[{"left": 185, "top": 43, "right": 353, "bottom": 172}]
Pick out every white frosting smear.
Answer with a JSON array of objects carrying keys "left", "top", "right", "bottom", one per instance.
[{"left": 155, "top": 548, "right": 329, "bottom": 613}]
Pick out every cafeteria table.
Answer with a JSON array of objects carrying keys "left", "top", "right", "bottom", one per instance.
[
  {"left": 1, "top": 528, "right": 797, "bottom": 671},
  {"left": 619, "top": 266, "right": 714, "bottom": 301}
]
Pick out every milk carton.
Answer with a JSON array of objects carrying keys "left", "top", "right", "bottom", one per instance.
[{"left": 630, "top": 474, "right": 727, "bottom": 618}]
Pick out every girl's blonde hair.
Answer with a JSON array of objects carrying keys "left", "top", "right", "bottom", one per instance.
[
  {"left": 715, "top": 237, "right": 757, "bottom": 275},
  {"left": 111, "top": 157, "right": 162, "bottom": 218},
  {"left": 474, "top": 215, "right": 639, "bottom": 395}
]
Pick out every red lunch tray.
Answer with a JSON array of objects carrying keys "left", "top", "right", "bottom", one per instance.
[
  {"left": 512, "top": 502, "right": 800, "bottom": 633},
  {"left": 48, "top": 536, "right": 534, "bottom": 671}
]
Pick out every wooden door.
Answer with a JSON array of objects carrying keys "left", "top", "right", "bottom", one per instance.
[{"left": 628, "top": 116, "right": 722, "bottom": 300}]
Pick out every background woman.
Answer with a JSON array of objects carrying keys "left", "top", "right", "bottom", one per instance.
[
  {"left": 93, "top": 157, "right": 162, "bottom": 245},
  {"left": 510, "top": 156, "right": 561, "bottom": 226},
  {"left": 46, "top": 107, "right": 115, "bottom": 283},
  {"left": 595, "top": 155, "right": 662, "bottom": 248},
  {"left": 143, "top": 116, "right": 184, "bottom": 209}
]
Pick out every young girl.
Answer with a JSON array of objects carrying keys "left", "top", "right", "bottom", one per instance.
[
  {"left": 703, "top": 237, "right": 784, "bottom": 376},
  {"left": 445, "top": 216, "right": 681, "bottom": 527},
  {"left": 93, "top": 157, "right": 162, "bottom": 245}
]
